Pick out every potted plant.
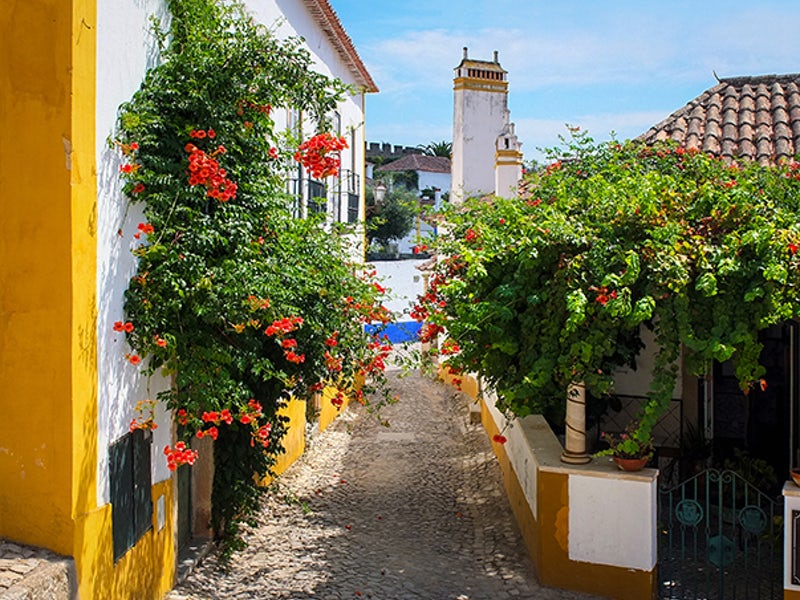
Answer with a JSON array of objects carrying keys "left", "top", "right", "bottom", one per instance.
[{"left": 597, "top": 420, "right": 654, "bottom": 471}]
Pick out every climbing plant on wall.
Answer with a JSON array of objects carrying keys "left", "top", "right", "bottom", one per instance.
[
  {"left": 115, "top": 0, "right": 393, "bottom": 554},
  {"left": 415, "top": 130, "right": 800, "bottom": 444}
]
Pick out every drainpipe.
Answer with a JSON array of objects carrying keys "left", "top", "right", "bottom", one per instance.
[{"left": 561, "top": 381, "right": 591, "bottom": 464}]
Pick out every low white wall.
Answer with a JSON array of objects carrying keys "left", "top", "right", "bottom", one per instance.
[
  {"left": 370, "top": 259, "right": 428, "bottom": 317},
  {"left": 485, "top": 389, "right": 539, "bottom": 516},
  {"left": 482, "top": 384, "right": 658, "bottom": 572},
  {"left": 569, "top": 473, "right": 657, "bottom": 570},
  {"left": 784, "top": 483, "right": 800, "bottom": 591}
]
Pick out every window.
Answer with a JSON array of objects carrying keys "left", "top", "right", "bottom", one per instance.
[
  {"left": 109, "top": 429, "right": 153, "bottom": 561},
  {"left": 307, "top": 179, "right": 327, "bottom": 215}
]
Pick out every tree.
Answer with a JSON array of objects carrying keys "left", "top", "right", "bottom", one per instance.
[
  {"left": 366, "top": 187, "right": 417, "bottom": 247},
  {"left": 417, "top": 140, "right": 452, "bottom": 158}
]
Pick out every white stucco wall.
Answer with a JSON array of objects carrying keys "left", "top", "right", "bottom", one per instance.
[
  {"left": 568, "top": 473, "right": 657, "bottom": 571},
  {"left": 96, "top": 0, "right": 174, "bottom": 506},
  {"left": 418, "top": 171, "right": 450, "bottom": 194},
  {"left": 370, "top": 259, "right": 427, "bottom": 317},
  {"left": 484, "top": 388, "right": 539, "bottom": 516},
  {"left": 249, "top": 0, "right": 368, "bottom": 259},
  {"left": 452, "top": 85, "right": 508, "bottom": 200}
]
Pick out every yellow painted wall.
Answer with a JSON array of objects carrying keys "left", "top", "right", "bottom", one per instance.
[
  {"left": 318, "top": 383, "right": 351, "bottom": 432},
  {"left": 0, "top": 0, "right": 78, "bottom": 555},
  {"left": 1, "top": 2, "right": 180, "bottom": 598},
  {"left": 76, "top": 479, "right": 177, "bottom": 600},
  {"left": 786, "top": 589, "right": 800, "bottom": 599},
  {"left": 271, "top": 397, "right": 308, "bottom": 478}
]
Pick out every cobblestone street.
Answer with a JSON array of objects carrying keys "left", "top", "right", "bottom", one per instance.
[{"left": 167, "top": 372, "right": 600, "bottom": 600}]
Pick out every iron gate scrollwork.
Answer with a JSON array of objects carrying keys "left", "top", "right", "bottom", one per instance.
[{"left": 659, "top": 468, "right": 783, "bottom": 599}]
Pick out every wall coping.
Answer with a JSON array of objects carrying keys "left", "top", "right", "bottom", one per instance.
[{"left": 516, "top": 413, "right": 658, "bottom": 483}]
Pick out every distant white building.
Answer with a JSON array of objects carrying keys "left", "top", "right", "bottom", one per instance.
[
  {"left": 373, "top": 154, "right": 449, "bottom": 255},
  {"left": 451, "top": 48, "right": 523, "bottom": 200}
]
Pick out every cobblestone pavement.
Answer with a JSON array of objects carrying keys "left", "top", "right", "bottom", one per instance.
[
  {"left": 168, "top": 371, "right": 602, "bottom": 600},
  {"left": 0, "top": 539, "right": 71, "bottom": 596}
]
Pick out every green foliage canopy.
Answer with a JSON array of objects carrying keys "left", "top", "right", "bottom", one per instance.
[{"left": 417, "top": 132, "right": 800, "bottom": 441}]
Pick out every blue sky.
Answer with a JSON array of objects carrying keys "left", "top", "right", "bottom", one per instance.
[{"left": 333, "top": 0, "right": 800, "bottom": 162}]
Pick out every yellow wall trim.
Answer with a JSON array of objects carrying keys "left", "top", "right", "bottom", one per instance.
[{"left": 453, "top": 77, "right": 508, "bottom": 93}]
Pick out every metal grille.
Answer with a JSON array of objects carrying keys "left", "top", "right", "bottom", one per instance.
[{"left": 659, "top": 469, "right": 783, "bottom": 599}]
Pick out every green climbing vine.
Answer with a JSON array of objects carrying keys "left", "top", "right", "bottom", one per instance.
[
  {"left": 415, "top": 130, "right": 800, "bottom": 449},
  {"left": 114, "top": 0, "right": 394, "bottom": 554}
]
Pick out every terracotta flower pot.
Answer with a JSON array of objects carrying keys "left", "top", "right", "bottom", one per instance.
[
  {"left": 613, "top": 456, "right": 650, "bottom": 471},
  {"left": 791, "top": 468, "right": 800, "bottom": 487}
]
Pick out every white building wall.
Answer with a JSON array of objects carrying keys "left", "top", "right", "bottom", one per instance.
[
  {"left": 370, "top": 259, "right": 427, "bottom": 318},
  {"left": 568, "top": 473, "right": 657, "bottom": 571},
  {"left": 96, "top": 0, "right": 174, "bottom": 506},
  {"left": 249, "top": 1, "right": 368, "bottom": 259},
  {"left": 418, "top": 171, "right": 450, "bottom": 194}
]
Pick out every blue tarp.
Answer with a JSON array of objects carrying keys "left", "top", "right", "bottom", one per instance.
[{"left": 365, "top": 320, "right": 422, "bottom": 344}]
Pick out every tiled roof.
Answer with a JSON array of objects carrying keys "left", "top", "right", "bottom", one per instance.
[
  {"left": 374, "top": 154, "right": 451, "bottom": 174},
  {"left": 303, "top": 0, "right": 378, "bottom": 93},
  {"left": 639, "top": 73, "right": 800, "bottom": 165}
]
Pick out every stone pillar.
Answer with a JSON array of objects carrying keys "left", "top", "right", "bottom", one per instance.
[{"left": 561, "top": 381, "right": 591, "bottom": 464}]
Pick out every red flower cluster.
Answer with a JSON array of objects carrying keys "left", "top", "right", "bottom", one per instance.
[
  {"left": 441, "top": 338, "right": 461, "bottom": 355},
  {"left": 412, "top": 244, "right": 429, "bottom": 255},
  {"left": 591, "top": 285, "right": 617, "bottom": 306},
  {"left": 189, "top": 128, "right": 216, "bottom": 139},
  {"left": 264, "top": 316, "right": 303, "bottom": 336},
  {"left": 418, "top": 322, "right": 444, "bottom": 344},
  {"left": 246, "top": 295, "right": 271, "bottom": 311},
  {"left": 324, "top": 350, "right": 343, "bottom": 373},
  {"left": 464, "top": 229, "right": 478, "bottom": 242},
  {"left": 114, "top": 320, "right": 135, "bottom": 333},
  {"left": 254, "top": 423, "right": 272, "bottom": 448},
  {"left": 134, "top": 222, "right": 154, "bottom": 240},
  {"left": 164, "top": 442, "right": 198, "bottom": 471},
  {"left": 293, "top": 133, "right": 348, "bottom": 179},
  {"left": 236, "top": 100, "right": 271, "bottom": 115},
  {"left": 359, "top": 337, "right": 393, "bottom": 374},
  {"left": 264, "top": 316, "right": 305, "bottom": 363},
  {"left": 185, "top": 142, "right": 238, "bottom": 202},
  {"left": 492, "top": 434, "right": 508, "bottom": 445}
]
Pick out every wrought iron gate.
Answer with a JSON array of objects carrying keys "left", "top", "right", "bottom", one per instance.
[{"left": 659, "top": 469, "right": 783, "bottom": 599}]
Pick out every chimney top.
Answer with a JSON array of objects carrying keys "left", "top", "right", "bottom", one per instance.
[
  {"left": 463, "top": 47, "right": 468, "bottom": 59},
  {"left": 493, "top": 50, "right": 499, "bottom": 63}
]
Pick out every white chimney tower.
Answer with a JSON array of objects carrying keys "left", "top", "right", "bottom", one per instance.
[{"left": 451, "top": 48, "right": 521, "bottom": 202}]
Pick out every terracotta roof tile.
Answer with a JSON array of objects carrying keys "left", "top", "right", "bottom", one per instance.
[
  {"left": 641, "top": 73, "right": 800, "bottom": 163},
  {"left": 374, "top": 154, "right": 451, "bottom": 174},
  {"left": 303, "top": 0, "right": 378, "bottom": 93}
]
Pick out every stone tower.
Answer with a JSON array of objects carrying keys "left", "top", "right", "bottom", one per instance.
[{"left": 451, "top": 48, "right": 522, "bottom": 201}]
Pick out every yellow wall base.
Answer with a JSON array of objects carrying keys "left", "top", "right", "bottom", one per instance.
[
  {"left": 786, "top": 589, "right": 800, "bottom": 599},
  {"left": 75, "top": 478, "right": 176, "bottom": 600}
]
